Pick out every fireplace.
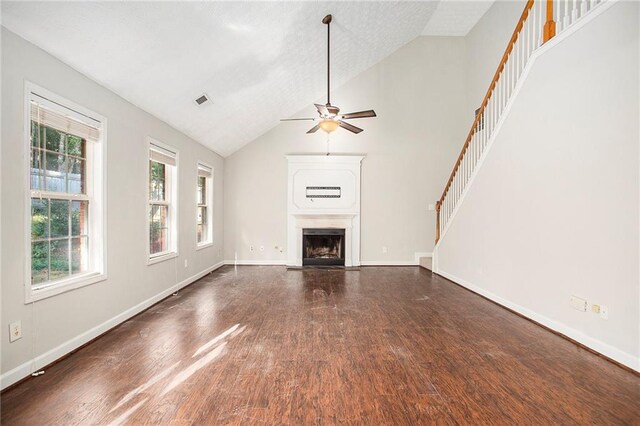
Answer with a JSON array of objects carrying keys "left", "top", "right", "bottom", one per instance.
[{"left": 302, "top": 228, "right": 345, "bottom": 266}]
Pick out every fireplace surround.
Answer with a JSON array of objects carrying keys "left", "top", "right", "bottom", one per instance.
[{"left": 287, "top": 155, "right": 363, "bottom": 267}]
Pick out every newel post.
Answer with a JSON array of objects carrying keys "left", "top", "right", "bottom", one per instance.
[{"left": 543, "top": 0, "right": 556, "bottom": 43}]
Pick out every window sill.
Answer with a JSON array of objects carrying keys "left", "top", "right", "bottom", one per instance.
[
  {"left": 26, "top": 272, "right": 107, "bottom": 304},
  {"left": 148, "top": 251, "right": 178, "bottom": 265},
  {"left": 196, "top": 242, "right": 213, "bottom": 251}
]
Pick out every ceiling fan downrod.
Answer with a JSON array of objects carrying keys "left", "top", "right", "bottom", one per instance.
[{"left": 323, "top": 14, "right": 332, "bottom": 106}]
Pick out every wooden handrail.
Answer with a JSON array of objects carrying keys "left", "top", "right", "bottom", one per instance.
[
  {"left": 435, "top": 0, "right": 535, "bottom": 243},
  {"left": 438, "top": 0, "right": 534, "bottom": 207}
]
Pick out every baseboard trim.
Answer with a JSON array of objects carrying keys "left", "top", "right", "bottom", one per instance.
[
  {"left": 225, "top": 259, "right": 429, "bottom": 267},
  {"left": 436, "top": 269, "right": 639, "bottom": 373},
  {"left": 224, "top": 260, "right": 287, "bottom": 266},
  {"left": 360, "top": 260, "right": 419, "bottom": 266},
  {"left": 0, "top": 261, "right": 225, "bottom": 391}
]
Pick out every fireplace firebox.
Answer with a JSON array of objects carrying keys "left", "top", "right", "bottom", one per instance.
[{"left": 302, "top": 228, "right": 345, "bottom": 266}]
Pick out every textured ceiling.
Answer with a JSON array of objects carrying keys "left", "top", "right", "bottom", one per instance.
[
  {"left": 2, "top": 1, "right": 491, "bottom": 156},
  {"left": 422, "top": 0, "right": 495, "bottom": 36}
]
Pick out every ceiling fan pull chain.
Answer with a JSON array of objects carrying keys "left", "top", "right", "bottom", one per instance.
[{"left": 326, "top": 133, "right": 331, "bottom": 156}]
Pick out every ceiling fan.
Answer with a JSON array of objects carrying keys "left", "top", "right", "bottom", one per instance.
[{"left": 280, "top": 14, "right": 376, "bottom": 134}]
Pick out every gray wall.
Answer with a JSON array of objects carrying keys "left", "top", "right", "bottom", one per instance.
[
  {"left": 224, "top": 36, "right": 468, "bottom": 264},
  {"left": 1, "top": 28, "right": 225, "bottom": 379},
  {"left": 436, "top": 2, "right": 640, "bottom": 369}
]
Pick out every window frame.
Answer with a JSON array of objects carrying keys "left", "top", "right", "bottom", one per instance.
[
  {"left": 147, "top": 138, "right": 179, "bottom": 265},
  {"left": 23, "top": 82, "right": 107, "bottom": 303},
  {"left": 196, "top": 161, "right": 214, "bottom": 249}
]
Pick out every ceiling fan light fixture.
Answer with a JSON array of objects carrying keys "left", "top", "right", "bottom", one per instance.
[
  {"left": 319, "top": 119, "right": 339, "bottom": 133},
  {"left": 280, "top": 13, "right": 376, "bottom": 135}
]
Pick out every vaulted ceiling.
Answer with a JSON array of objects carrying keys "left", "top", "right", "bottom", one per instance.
[{"left": 2, "top": 1, "right": 493, "bottom": 156}]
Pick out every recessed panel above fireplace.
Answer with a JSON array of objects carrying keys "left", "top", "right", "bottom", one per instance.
[
  {"left": 302, "top": 228, "right": 345, "bottom": 266},
  {"left": 291, "top": 168, "right": 356, "bottom": 211}
]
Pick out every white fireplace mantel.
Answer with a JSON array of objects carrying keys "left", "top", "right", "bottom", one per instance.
[{"left": 286, "top": 155, "right": 364, "bottom": 267}]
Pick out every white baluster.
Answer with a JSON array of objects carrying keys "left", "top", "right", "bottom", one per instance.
[
  {"left": 487, "top": 96, "right": 496, "bottom": 134},
  {"left": 506, "top": 57, "right": 511, "bottom": 101},
  {"left": 538, "top": 0, "right": 544, "bottom": 47},
  {"left": 450, "top": 179, "right": 454, "bottom": 211},
  {"left": 518, "top": 30, "right": 524, "bottom": 77},
  {"left": 511, "top": 46, "right": 516, "bottom": 91},
  {"left": 527, "top": 13, "right": 533, "bottom": 59},
  {"left": 445, "top": 198, "right": 448, "bottom": 224},
  {"left": 474, "top": 130, "right": 478, "bottom": 168},
  {"left": 557, "top": 0, "right": 563, "bottom": 32},
  {"left": 511, "top": 39, "right": 516, "bottom": 85},
  {"left": 572, "top": 0, "right": 580, "bottom": 22},
  {"left": 466, "top": 145, "right": 470, "bottom": 183},
  {"left": 531, "top": 1, "right": 537, "bottom": 50},
  {"left": 492, "top": 91, "right": 497, "bottom": 131},
  {"left": 467, "top": 147, "right": 471, "bottom": 182},
  {"left": 499, "top": 70, "right": 504, "bottom": 115},
  {"left": 471, "top": 133, "right": 475, "bottom": 168},
  {"left": 581, "top": 0, "right": 588, "bottom": 16},
  {"left": 479, "top": 115, "right": 484, "bottom": 156},
  {"left": 509, "top": 34, "right": 520, "bottom": 83}
]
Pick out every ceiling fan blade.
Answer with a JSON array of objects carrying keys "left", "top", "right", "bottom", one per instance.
[
  {"left": 341, "top": 110, "right": 377, "bottom": 120},
  {"left": 339, "top": 121, "right": 363, "bottom": 134},
  {"left": 306, "top": 124, "right": 321, "bottom": 134},
  {"left": 315, "top": 103, "right": 330, "bottom": 117},
  {"left": 280, "top": 118, "right": 316, "bottom": 121}
]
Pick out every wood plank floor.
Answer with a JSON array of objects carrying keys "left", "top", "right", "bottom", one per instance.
[{"left": 2, "top": 266, "right": 639, "bottom": 425}]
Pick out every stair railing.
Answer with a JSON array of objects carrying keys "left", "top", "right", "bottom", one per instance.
[{"left": 435, "top": 0, "right": 604, "bottom": 244}]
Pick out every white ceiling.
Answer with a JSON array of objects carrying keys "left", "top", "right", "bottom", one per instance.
[{"left": 2, "top": 1, "right": 492, "bottom": 157}]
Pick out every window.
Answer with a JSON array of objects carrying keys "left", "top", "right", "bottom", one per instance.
[
  {"left": 26, "top": 83, "right": 106, "bottom": 301},
  {"left": 148, "top": 141, "right": 178, "bottom": 262},
  {"left": 196, "top": 163, "right": 213, "bottom": 247}
]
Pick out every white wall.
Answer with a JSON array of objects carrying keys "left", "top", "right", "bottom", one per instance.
[
  {"left": 464, "top": 1, "right": 524, "bottom": 125},
  {"left": 1, "top": 28, "right": 225, "bottom": 385},
  {"left": 436, "top": 2, "right": 640, "bottom": 369},
  {"left": 224, "top": 36, "right": 467, "bottom": 264}
]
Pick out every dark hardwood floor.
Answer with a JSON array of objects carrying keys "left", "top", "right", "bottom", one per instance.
[{"left": 2, "top": 266, "right": 639, "bottom": 425}]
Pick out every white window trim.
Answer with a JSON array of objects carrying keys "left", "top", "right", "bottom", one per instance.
[
  {"left": 23, "top": 82, "right": 108, "bottom": 303},
  {"left": 196, "top": 161, "right": 214, "bottom": 250},
  {"left": 147, "top": 137, "right": 179, "bottom": 265}
]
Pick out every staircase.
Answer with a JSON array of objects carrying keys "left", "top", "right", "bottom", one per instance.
[{"left": 434, "top": 0, "right": 607, "bottom": 245}]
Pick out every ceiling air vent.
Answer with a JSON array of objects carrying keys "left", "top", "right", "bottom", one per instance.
[{"left": 195, "top": 94, "right": 210, "bottom": 106}]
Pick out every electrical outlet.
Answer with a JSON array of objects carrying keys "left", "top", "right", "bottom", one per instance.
[
  {"left": 184, "top": 259, "right": 188, "bottom": 268},
  {"left": 260, "top": 245, "right": 264, "bottom": 252},
  {"left": 428, "top": 203, "right": 435, "bottom": 211},
  {"left": 382, "top": 246, "right": 388, "bottom": 254},
  {"left": 9, "top": 321, "right": 22, "bottom": 343},
  {"left": 600, "top": 305, "right": 608, "bottom": 320},
  {"left": 250, "top": 245, "right": 254, "bottom": 252},
  {"left": 570, "top": 296, "right": 587, "bottom": 312},
  {"left": 591, "top": 304, "right": 600, "bottom": 314}
]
